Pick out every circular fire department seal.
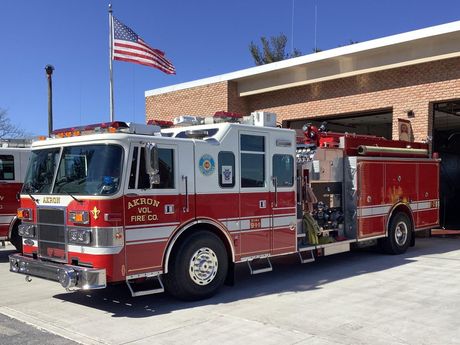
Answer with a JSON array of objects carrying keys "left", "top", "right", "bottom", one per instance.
[{"left": 199, "top": 154, "right": 215, "bottom": 176}]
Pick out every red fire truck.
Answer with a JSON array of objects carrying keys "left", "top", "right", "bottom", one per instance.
[
  {"left": 0, "top": 139, "right": 31, "bottom": 251},
  {"left": 9, "top": 113, "right": 439, "bottom": 300}
]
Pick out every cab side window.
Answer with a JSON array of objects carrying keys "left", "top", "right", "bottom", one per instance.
[
  {"left": 273, "top": 154, "right": 294, "bottom": 187},
  {"left": 0, "top": 155, "right": 14, "bottom": 180},
  {"left": 129, "top": 147, "right": 175, "bottom": 189},
  {"left": 128, "top": 147, "right": 138, "bottom": 189},
  {"left": 240, "top": 135, "right": 265, "bottom": 188}
]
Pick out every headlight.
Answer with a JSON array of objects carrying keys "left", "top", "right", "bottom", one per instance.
[
  {"left": 68, "top": 228, "right": 91, "bottom": 245},
  {"left": 18, "top": 224, "right": 36, "bottom": 238}
]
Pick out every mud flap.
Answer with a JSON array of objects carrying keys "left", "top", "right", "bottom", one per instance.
[
  {"left": 410, "top": 231, "right": 416, "bottom": 247},
  {"left": 225, "top": 262, "right": 235, "bottom": 286}
]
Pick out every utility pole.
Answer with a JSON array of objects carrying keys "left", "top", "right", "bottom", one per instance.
[{"left": 45, "top": 65, "right": 54, "bottom": 137}]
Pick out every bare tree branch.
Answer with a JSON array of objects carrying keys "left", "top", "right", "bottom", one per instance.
[{"left": 0, "top": 108, "right": 26, "bottom": 139}]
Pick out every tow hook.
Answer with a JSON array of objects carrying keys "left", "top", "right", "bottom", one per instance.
[{"left": 25, "top": 275, "right": 32, "bottom": 283}]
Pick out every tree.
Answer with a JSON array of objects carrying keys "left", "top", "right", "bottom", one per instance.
[
  {"left": 249, "top": 34, "right": 302, "bottom": 66},
  {"left": 0, "top": 108, "right": 26, "bottom": 139}
]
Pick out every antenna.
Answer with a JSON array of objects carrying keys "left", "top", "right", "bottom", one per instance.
[
  {"left": 314, "top": 4, "right": 318, "bottom": 52},
  {"left": 291, "top": 0, "right": 295, "bottom": 54}
]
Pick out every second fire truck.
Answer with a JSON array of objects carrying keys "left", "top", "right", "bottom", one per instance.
[
  {"left": 0, "top": 139, "right": 31, "bottom": 251},
  {"left": 9, "top": 112, "right": 439, "bottom": 300}
]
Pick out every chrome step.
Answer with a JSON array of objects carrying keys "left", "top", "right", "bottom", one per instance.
[
  {"left": 298, "top": 250, "right": 315, "bottom": 264},
  {"left": 247, "top": 257, "right": 273, "bottom": 275},
  {"left": 126, "top": 275, "right": 164, "bottom": 297}
]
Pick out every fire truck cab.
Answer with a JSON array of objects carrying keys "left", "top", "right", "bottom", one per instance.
[
  {"left": 0, "top": 139, "right": 31, "bottom": 251},
  {"left": 9, "top": 114, "right": 440, "bottom": 300}
]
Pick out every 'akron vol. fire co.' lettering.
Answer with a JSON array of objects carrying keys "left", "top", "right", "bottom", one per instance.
[{"left": 128, "top": 198, "right": 160, "bottom": 223}]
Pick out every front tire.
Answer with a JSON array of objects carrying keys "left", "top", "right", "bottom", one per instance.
[
  {"left": 164, "top": 231, "right": 228, "bottom": 301},
  {"left": 380, "top": 212, "right": 412, "bottom": 255}
]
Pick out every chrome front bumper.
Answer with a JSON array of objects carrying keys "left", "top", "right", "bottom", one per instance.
[{"left": 9, "top": 254, "right": 106, "bottom": 290}]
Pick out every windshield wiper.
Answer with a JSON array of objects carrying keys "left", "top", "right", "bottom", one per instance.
[
  {"left": 27, "top": 192, "right": 39, "bottom": 205},
  {"left": 65, "top": 191, "right": 83, "bottom": 204},
  {"left": 23, "top": 183, "right": 39, "bottom": 204}
]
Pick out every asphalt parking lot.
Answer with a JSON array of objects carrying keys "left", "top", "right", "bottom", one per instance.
[{"left": 1, "top": 237, "right": 460, "bottom": 345}]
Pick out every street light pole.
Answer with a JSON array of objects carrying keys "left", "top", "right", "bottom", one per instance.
[{"left": 45, "top": 65, "right": 54, "bottom": 137}]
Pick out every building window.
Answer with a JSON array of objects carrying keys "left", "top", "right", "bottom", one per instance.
[
  {"left": 0, "top": 155, "right": 14, "bottom": 180},
  {"left": 273, "top": 154, "right": 294, "bottom": 187},
  {"left": 241, "top": 134, "right": 265, "bottom": 188},
  {"left": 218, "top": 151, "right": 235, "bottom": 188}
]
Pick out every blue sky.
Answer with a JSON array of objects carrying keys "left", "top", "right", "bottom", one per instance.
[{"left": 1, "top": 0, "right": 460, "bottom": 136}]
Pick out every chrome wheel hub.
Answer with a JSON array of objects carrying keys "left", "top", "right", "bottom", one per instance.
[
  {"left": 395, "top": 221, "right": 408, "bottom": 246},
  {"left": 189, "top": 247, "right": 218, "bottom": 286}
]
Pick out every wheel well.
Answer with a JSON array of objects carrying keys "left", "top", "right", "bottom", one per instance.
[
  {"left": 163, "top": 221, "right": 234, "bottom": 274},
  {"left": 387, "top": 204, "right": 414, "bottom": 234},
  {"left": 8, "top": 217, "right": 20, "bottom": 239}
]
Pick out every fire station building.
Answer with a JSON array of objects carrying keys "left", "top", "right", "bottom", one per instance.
[{"left": 145, "top": 21, "right": 460, "bottom": 228}]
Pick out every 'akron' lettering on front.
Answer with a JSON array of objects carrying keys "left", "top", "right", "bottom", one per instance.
[{"left": 127, "top": 198, "right": 160, "bottom": 209}]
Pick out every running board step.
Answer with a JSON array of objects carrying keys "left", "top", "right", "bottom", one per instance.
[
  {"left": 126, "top": 275, "right": 164, "bottom": 297},
  {"left": 247, "top": 257, "right": 273, "bottom": 275},
  {"left": 298, "top": 250, "right": 315, "bottom": 264}
]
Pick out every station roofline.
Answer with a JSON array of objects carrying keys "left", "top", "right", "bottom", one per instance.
[{"left": 145, "top": 20, "right": 460, "bottom": 98}]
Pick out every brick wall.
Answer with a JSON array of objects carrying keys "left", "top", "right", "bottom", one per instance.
[
  {"left": 145, "top": 57, "right": 460, "bottom": 141},
  {"left": 145, "top": 81, "right": 229, "bottom": 122}
]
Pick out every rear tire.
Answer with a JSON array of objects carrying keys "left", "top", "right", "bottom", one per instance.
[
  {"left": 164, "top": 231, "right": 228, "bottom": 301},
  {"left": 380, "top": 212, "right": 412, "bottom": 255},
  {"left": 10, "top": 222, "right": 23, "bottom": 252}
]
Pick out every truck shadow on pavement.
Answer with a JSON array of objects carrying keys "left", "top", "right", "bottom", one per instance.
[
  {"left": 0, "top": 248, "right": 16, "bottom": 263},
  {"left": 51, "top": 237, "right": 460, "bottom": 318}
]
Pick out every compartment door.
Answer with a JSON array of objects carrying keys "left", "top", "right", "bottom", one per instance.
[{"left": 357, "top": 161, "right": 386, "bottom": 238}]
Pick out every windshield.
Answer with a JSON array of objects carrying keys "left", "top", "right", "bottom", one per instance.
[{"left": 23, "top": 144, "right": 123, "bottom": 196}]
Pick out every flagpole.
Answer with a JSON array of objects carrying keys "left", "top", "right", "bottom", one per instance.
[{"left": 109, "top": 4, "right": 114, "bottom": 121}]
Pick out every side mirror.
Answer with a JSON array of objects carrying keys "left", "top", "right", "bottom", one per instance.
[{"left": 144, "top": 143, "right": 160, "bottom": 187}]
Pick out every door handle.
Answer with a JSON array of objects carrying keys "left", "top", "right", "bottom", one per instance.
[
  {"left": 272, "top": 176, "right": 278, "bottom": 207},
  {"left": 182, "top": 175, "right": 189, "bottom": 212}
]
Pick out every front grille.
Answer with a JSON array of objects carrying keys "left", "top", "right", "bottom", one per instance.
[{"left": 37, "top": 208, "right": 67, "bottom": 262}]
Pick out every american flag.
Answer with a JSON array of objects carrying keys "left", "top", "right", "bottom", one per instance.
[{"left": 112, "top": 17, "right": 175, "bottom": 75}]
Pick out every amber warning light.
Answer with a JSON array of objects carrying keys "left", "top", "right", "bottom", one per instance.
[
  {"left": 17, "top": 208, "right": 32, "bottom": 221},
  {"left": 69, "top": 211, "right": 89, "bottom": 224}
]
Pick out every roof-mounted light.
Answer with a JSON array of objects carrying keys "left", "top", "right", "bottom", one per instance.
[
  {"left": 213, "top": 111, "right": 243, "bottom": 123},
  {"left": 51, "top": 121, "right": 129, "bottom": 138},
  {"left": 173, "top": 116, "right": 204, "bottom": 126},
  {"left": 147, "top": 119, "right": 174, "bottom": 128}
]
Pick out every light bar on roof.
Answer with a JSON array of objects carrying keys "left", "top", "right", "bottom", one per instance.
[
  {"left": 173, "top": 116, "right": 204, "bottom": 126},
  {"left": 213, "top": 111, "right": 243, "bottom": 123},
  {"left": 51, "top": 121, "right": 129, "bottom": 138},
  {"left": 147, "top": 119, "right": 174, "bottom": 128}
]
